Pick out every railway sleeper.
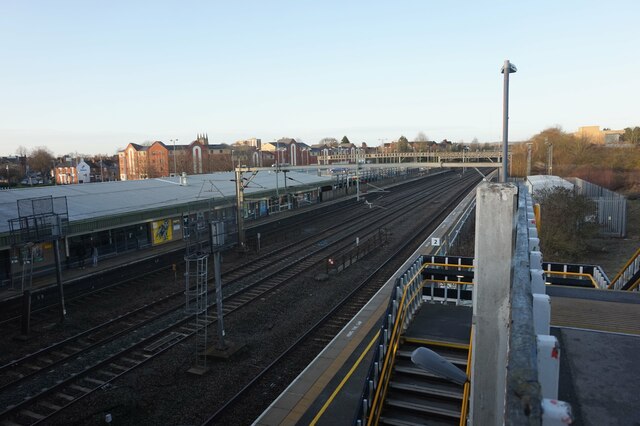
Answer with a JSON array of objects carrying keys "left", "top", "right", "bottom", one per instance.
[
  {"left": 38, "top": 401, "right": 62, "bottom": 411},
  {"left": 109, "top": 363, "right": 128, "bottom": 371},
  {"left": 22, "top": 363, "right": 41, "bottom": 371},
  {"left": 119, "top": 357, "right": 139, "bottom": 365},
  {"left": 5, "top": 370, "right": 25, "bottom": 378},
  {"left": 144, "top": 332, "right": 186, "bottom": 353},
  {"left": 54, "top": 392, "right": 74, "bottom": 401},
  {"left": 83, "top": 377, "right": 106, "bottom": 386},
  {"left": 69, "top": 384, "right": 92, "bottom": 393},
  {"left": 97, "top": 369, "right": 119, "bottom": 378},
  {"left": 19, "top": 409, "right": 45, "bottom": 420}
]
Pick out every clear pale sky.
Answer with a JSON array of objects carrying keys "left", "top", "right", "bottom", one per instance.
[{"left": 1, "top": 1, "right": 638, "bottom": 157}]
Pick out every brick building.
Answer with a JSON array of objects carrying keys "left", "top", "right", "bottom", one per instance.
[{"left": 118, "top": 135, "right": 235, "bottom": 181}]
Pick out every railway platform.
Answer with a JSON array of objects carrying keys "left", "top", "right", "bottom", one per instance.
[
  {"left": 0, "top": 189, "right": 353, "bottom": 305},
  {"left": 253, "top": 297, "right": 473, "bottom": 425}
]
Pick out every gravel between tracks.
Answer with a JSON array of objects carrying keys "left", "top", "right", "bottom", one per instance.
[{"left": 50, "top": 211, "right": 420, "bottom": 425}]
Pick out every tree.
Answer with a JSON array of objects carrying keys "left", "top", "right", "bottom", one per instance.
[
  {"left": 622, "top": 127, "right": 640, "bottom": 144},
  {"left": 28, "top": 147, "right": 55, "bottom": 182},
  {"left": 319, "top": 137, "right": 338, "bottom": 147},
  {"left": 397, "top": 136, "right": 410, "bottom": 152},
  {"left": 534, "top": 187, "right": 597, "bottom": 260},
  {"left": 16, "top": 146, "right": 28, "bottom": 157},
  {"left": 414, "top": 132, "right": 429, "bottom": 142},
  {"left": 341, "top": 136, "right": 351, "bottom": 145}
]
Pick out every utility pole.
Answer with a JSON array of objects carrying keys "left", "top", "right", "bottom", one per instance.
[
  {"left": 545, "top": 138, "right": 553, "bottom": 175},
  {"left": 526, "top": 143, "right": 533, "bottom": 176},
  {"left": 501, "top": 59, "right": 517, "bottom": 182},
  {"left": 171, "top": 139, "right": 178, "bottom": 176},
  {"left": 355, "top": 149, "right": 361, "bottom": 201},
  {"left": 210, "top": 221, "right": 226, "bottom": 350},
  {"left": 234, "top": 167, "right": 249, "bottom": 250}
]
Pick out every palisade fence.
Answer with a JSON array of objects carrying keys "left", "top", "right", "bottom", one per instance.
[{"left": 568, "top": 177, "right": 627, "bottom": 237}]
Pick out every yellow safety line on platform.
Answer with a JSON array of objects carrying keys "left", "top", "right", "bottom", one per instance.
[
  {"left": 310, "top": 330, "right": 381, "bottom": 426},
  {"left": 402, "top": 337, "right": 470, "bottom": 350}
]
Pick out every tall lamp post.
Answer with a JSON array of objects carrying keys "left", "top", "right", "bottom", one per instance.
[
  {"left": 171, "top": 139, "right": 178, "bottom": 176},
  {"left": 501, "top": 59, "right": 517, "bottom": 183}
]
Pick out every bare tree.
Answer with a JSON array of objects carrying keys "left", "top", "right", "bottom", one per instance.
[
  {"left": 16, "top": 146, "right": 28, "bottom": 157},
  {"left": 319, "top": 137, "right": 338, "bottom": 147},
  {"left": 414, "top": 132, "right": 429, "bottom": 142},
  {"left": 28, "top": 147, "right": 55, "bottom": 181}
]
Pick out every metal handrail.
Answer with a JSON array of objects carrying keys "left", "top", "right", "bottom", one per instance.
[
  {"left": 459, "top": 327, "right": 473, "bottom": 426},
  {"left": 354, "top": 257, "right": 425, "bottom": 425},
  {"left": 356, "top": 259, "right": 476, "bottom": 425},
  {"left": 367, "top": 264, "right": 424, "bottom": 425},
  {"left": 608, "top": 247, "right": 640, "bottom": 290},
  {"left": 544, "top": 270, "right": 599, "bottom": 288}
]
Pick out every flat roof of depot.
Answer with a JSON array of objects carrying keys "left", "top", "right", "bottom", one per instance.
[{"left": 0, "top": 171, "right": 333, "bottom": 234}]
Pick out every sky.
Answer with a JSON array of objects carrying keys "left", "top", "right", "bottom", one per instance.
[{"left": 1, "top": 1, "right": 639, "bottom": 157}]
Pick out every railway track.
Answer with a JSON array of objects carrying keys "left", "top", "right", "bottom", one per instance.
[
  {"left": 203, "top": 172, "right": 480, "bottom": 425},
  {"left": 0, "top": 173, "right": 420, "bottom": 327},
  {"left": 0, "top": 172, "right": 481, "bottom": 425}
]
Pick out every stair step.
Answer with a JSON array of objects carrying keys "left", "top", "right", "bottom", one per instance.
[
  {"left": 397, "top": 345, "right": 468, "bottom": 366},
  {"left": 385, "top": 395, "right": 461, "bottom": 419},
  {"left": 389, "top": 379, "right": 463, "bottom": 400},
  {"left": 380, "top": 406, "right": 459, "bottom": 426},
  {"left": 393, "top": 362, "right": 462, "bottom": 382}
]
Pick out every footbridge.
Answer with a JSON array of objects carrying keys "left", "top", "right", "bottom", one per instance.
[
  {"left": 319, "top": 150, "right": 505, "bottom": 169},
  {"left": 255, "top": 180, "right": 640, "bottom": 425}
]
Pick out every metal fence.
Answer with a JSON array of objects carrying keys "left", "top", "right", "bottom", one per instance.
[{"left": 568, "top": 177, "right": 627, "bottom": 237}]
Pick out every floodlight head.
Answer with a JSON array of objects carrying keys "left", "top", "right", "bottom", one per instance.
[
  {"left": 501, "top": 62, "right": 517, "bottom": 74},
  {"left": 411, "top": 347, "right": 468, "bottom": 386}
]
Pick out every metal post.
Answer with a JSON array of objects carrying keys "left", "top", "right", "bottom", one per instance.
[
  {"left": 283, "top": 170, "right": 288, "bottom": 209},
  {"left": 214, "top": 251, "right": 225, "bottom": 349},
  {"left": 548, "top": 143, "right": 553, "bottom": 175},
  {"left": 356, "top": 150, "right": 361, "bottom": 201},
  {"left": 173, "top": 139, "right": 178, "bottom": 176},
  {"left": 501, "top": 59, "right": 516, "bottom": 182},
  {"left": 526, "top": 143, "right": 533, "bottom": 177},
  {"left": 234, "top": 168, "right": 246, "bottom": 249},
  {"left": 20, "top": 289, "right": 31, "bottom": 337},
  {"left": 275, "top": 142, "right": 280, "bottom": 201},
  {"left": 53, "top": 238, "right": 66, "bottom": 322}
]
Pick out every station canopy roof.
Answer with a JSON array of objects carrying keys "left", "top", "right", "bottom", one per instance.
[{"left": 0, "top": 171, "right": 333, "bottom": 235}]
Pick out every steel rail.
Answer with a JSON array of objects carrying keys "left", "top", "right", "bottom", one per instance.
[{"left": 201, "top": 175, "right": 481, "bottom": 425}]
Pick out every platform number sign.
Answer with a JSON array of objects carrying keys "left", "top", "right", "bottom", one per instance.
[{"left": 431, "top": 237, "right": 441, "bottom": 247}]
